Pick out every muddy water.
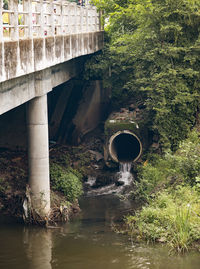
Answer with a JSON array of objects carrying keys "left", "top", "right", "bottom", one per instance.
[{"left": 0, "top": 195, "right": 200, "bottom": 269}]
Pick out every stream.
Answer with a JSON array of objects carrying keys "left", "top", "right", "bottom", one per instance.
[{"left": 0, "top": 195, "right": 200, "bottom": 269}]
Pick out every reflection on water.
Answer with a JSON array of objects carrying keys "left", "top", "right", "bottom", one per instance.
[
  {"left": 24, "top": 228, "right": 52, "bottom": 269},
  {"left": 0, "top": 195, "right": 200, "bottom": 269}
]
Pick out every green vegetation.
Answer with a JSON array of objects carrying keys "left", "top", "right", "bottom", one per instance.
[
  {"left": 126, "top": 186, "right": 200, "bottom": 252},
  {"left": 50, "top": 163, "right": 83, "bottom": 202},
  {"left": 125, "top": 130, "right": 200, "bottom": 252},
  {"left": 87, "top": 0, "right": 200, "bottom": 150},
  {"left": 3, "top": 0, "right": 8, "bottom": 9},
  {"left": 86, "top": 0, "right": 200, "bottom": 251},
  {"left": 135, "top": 130, "right": 200, "bottom": 200}
]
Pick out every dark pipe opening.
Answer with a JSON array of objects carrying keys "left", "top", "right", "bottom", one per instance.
[{"left": 110, "top": 133, "right": 141, "bottom": 162}]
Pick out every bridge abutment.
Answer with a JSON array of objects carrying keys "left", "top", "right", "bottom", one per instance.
[{"left": 27, "top": 94, "right": 50, "bottom": 218}]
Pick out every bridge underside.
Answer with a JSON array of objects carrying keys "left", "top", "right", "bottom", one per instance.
[{"left": 0, "top": 30, "right": 104, "bottom": 220}]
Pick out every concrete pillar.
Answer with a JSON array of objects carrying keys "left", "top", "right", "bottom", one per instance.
[{"left": 27, "top": 94, "right": 50, "bottom": 218}]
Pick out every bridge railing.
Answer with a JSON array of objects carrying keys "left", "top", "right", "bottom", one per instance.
[{"left": 0, "top": 0, "right": 101, "bottom": 41}]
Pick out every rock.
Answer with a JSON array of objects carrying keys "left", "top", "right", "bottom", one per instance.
[
  {"left": 88, "top": 150, "right": 103, "bottom": 161},
  {"left": 120, "top": 108, "right": 127, "bottom": 113},
  {"left": 93, "top": 164, "right": 99, "bottom": 170},
  {"left": 115, "top": 180, "right": 124, "bottom": 186},
  {"left": 93, "top": 174, "right": 113, "bottom": 188},
  {"left": 128, "top": 104, "right": 135, "bottom": 111}
]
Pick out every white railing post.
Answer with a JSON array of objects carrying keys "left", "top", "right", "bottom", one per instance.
[
  {"left": 23, "top": 0, "right": 32, "bottom": 38},
  {"left": 96, "top": 8, "right": 98, "bottom": 31},
  {"left": 58, "top": 0, "right": 62, "bottom": 35},
  {"left": 10, "top": 0, "right": 19, "bottom": 40},
  {"left": 66, "top": 2, "right": 70, "bottom": 34},
  {"left": 76, "top": 5, "right": 80, "bottom": 33},
  {"left": 0, "top": 1, "right": 101, "bottom": 40},
  {"left": 86, "top": 4, "right": 88, "bottom": 32},
  {"left": 74, "top": 5, "right": 78, "bottom": 34},
  {"left": 0, "top": 0, "right": 3, "bottom": 41},
  {"left": 94, "top": 7, "right": 97, "bottom": 32},
  {"left": 50, "top": 0, "right": 55, "bottom": 36},
  {"left": 62, "top": 1, "right": 67, "bottom": 34},
  {"left": 61, "top": 0, "right": 64, "bottom": 35},
  {"left": 39, "top": 0, "right": 44, "bottom": 37},
  {"left": 69, "top": 3, "right": 73, "bottom": 34},
  {"left": 73, "top": 3, "right": 76, "bottom": 34},
  {"left": 80, "top": 5, "right": 83, "bottom": 33}
]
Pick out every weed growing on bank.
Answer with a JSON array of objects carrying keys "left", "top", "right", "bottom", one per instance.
[
  {"left": 126, "top": 186, "right": 200, "bottom": 252},
  {"left": 125, "top": 130, "right": 200, "bottom": 252},
  {"left": 50, "top": 163, "right": 83, "bottom": 202}
]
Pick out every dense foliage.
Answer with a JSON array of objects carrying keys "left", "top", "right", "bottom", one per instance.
[{"left": 87, "top": 0, "right": 200, "bottom": 149}]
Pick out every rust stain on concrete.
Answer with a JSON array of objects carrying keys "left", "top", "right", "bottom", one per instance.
[
  {"left": 83, "top": 33, "right": 89, "bottom": 53},
  {"left": 45, "top": 37, "right": 54, "bottom": 62},
  {"left": 64, "top": 35, "right": 70, "bottom": 59},
  {"left": 4, "top": 41, "right": 18, "bottom": 79},
  {"left": 55, "top": 36, "right": 63, "bottom": 59},
  {"left": 19, "top": 39, "right": 32, "bottom": 72},
  {"left": 71, "top": 35, "right": 77, "bottom": 57},
  {"left": 33, "top": 38, "right": 44, "bottom": 69},
  {"left": 89, "top": 33, "right": 93, "bottom": 51}
]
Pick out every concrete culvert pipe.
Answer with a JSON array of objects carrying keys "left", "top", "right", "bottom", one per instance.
[{"left": 109, "top": 130, "right": 142, "bottom": 163}]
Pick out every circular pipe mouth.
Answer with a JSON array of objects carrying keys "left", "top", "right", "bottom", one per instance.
[{"left": 108, "top": 130, "right": 142, "bottom": 163}]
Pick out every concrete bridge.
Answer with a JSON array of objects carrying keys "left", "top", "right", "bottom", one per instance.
[{"left": 0, "top": 0, "right": 103, "bottom": 219}]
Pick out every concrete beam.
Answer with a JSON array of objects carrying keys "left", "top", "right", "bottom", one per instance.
[
  {"left": 0, "top": 57, "right": 85, "bottom": 116},
  {"left": 0, "top": 31, "right": 104, "bottom": 83}
]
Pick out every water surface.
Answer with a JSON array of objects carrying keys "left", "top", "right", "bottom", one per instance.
[{"left": 0, "top": 195, "right": 200, "bottom": 269}]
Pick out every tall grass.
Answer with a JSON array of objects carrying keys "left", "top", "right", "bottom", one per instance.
[
  {"left": 125, "top": 186, "right": 200, "bottom": 252},
  {"left": 171, "top": 206, "right": 191, "bottom": 252}
]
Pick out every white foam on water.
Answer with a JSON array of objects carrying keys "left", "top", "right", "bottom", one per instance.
[
  {"left": 86, "top": 176, "right": 96, "bottom": 187},
  {"left": 87, "top": 183, "right": 118, "bottom": 196},
  {"left": 85, "top": 162, "right": 134, "bottom": 196}
]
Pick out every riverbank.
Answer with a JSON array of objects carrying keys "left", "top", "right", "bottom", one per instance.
[
  {"left": 0, "top": 148, "right": 81, "bottom": 223},
  {"left": 121, "top": 129, "right": 200, "bottom": 252},
  {"left": 0, "top": 126, "right": 116, "bottom": 222}
]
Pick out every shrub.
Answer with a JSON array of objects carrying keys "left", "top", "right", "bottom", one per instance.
[
  {"left": 125, "top": 186, "right": 200, "bottom": 252},
  {"left": 135, "top": 129, "right": 200, "bottom": 199},
  {"left": 50, "top": 164, "right": 83, "bottom": 202}
]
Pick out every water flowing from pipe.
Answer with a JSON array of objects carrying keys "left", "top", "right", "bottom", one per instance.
[{"left": 118, "top": 162, "right": 133, "bottom": 186}]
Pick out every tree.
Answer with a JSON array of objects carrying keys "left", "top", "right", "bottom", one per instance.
[
  {"left": 3, "top": 0, "right": 8, "bottom": 9},
  {"left": 87, "top": 0, "right": 200, "bottom": 149}
]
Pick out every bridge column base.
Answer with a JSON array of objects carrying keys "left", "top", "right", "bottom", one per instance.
[{"left": 27, "top": 94, "right": 50, "bottom": 220}]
